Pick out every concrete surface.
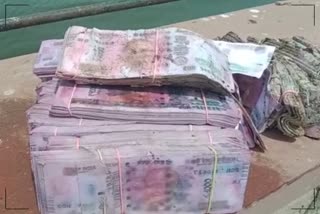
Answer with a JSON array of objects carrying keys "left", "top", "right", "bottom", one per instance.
[
  {"left": 0, "top": 0, "right": 320, "bottom": 213},
  {"left": 274, "top": 187, "right": 320, "bottom": 214}
]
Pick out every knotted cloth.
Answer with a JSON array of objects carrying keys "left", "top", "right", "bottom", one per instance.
[{"left": 219, "top": 32, "right": 320, "bottom": 139}]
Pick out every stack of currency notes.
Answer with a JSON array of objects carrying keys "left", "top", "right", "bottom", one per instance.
[
  {"left": 49, "top": 81, "right": 242, "bottom": 127},
  {"left": 27, "top": 79, "right": 134, "bottom": 130},
  {"left": 31, "top": 130, "right": 250, "bottom": 214},
  {"left": 33, "top": 40, "right": 63, "bottom": 80},
  {"left": 28, "top": 79, "right": 256, "bottom": 150},
  {"left": 56, "top": 26, "right": 235, "bottom": 94},
  {"left": 27, "top": 26, "right": 258, "bottom": 214}
]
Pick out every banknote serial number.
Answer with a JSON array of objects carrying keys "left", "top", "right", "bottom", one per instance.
[
  {"left": 188, "top": 157, "right": 239, "bottom": 165},
  {"left": 193, "top": 167, "right": 240, "bottom": 176},
  {"left": 136, "top": 159, "right": 173, "bottom": 165}
]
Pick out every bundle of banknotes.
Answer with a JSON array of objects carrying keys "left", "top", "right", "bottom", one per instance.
[
  {"left": 28, "top": 26, "right": 262, "bottom": 214},
  {"left": 31, "top": 130, "right": 250, "bottom": 214},
  {"left": 27, "top": 79, "right": 135, "bottom": 130},
  {"left": 49, "top": 80, "right": 242, "bottom": 126},
  {"left": 37, "top": 27, "right": 236, "bottom": 94},
  {"left": 28, "top": 81, "right": 251, "bottom": 214},
  {"left": 32, "top": 40, "right": 264, "bottom": 148},
  {"left": 33, "top": 40, "right": 64, "bottom": 80}
]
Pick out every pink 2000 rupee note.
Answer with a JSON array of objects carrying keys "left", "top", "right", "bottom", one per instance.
[
  {"left": 57, "top": 26, "right": 235, "bottom": 93},
  {"left": 31, "top": 133, "right": 250, "bottom": 214},
  {"left": 50, "top": 81, "right": 242, "bottom": 128}
]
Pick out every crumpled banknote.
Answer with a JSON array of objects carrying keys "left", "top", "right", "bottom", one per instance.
[{"left": 56, "top": 26, "right": 235, "bottom": 94}]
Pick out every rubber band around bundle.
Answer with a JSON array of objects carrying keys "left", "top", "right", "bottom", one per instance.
[
  {"left": 97, "top": 149, "right": 103, "bottom": 162},
  {"left": 189, "top": 124, "right": 193, "bottom": 131},
  {"left": 115, "top": 148, "right": 125, "bottom": 214},
  {"left": 152, "top": 29, "right": 159, "bottom": 83},
  {"left": 67, "top": 83, "right": 77, "bottom": 116},
  {"left": 75, "top": 138, "right": 80, "bottom": 150},
  {"left": 78, "top": 118, "right": 83, "bottom": 126},
  {"left": 235, "top": 108, "right": 242, "bottom": 130},
  {"left": 206, "top": 132, "right": 218, "bottom": 213},
  {"left": 201, "top": 89, "right": 210, "bottom": 124}
]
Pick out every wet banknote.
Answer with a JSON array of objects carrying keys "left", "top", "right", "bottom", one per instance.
[
  {"left": 53, "top": 81, "right": 237, "bottom": 113},
  {"left": 32, "top": 143, "right": 250, "bottom": 214},
  {"left": 57, "top": 26, "right": 235, "bottom": 93},
  {"left": 250, "top": 80, "right": 281, "bottom": 132},
  {"left": 32, "top": 154, "right": 106, "bottom": 214},
  {"left": 50, "top": 81, "right": 241, "bottom": 126},
  {"left": 212, "top": 41, "right": 275, "bottom": 113},
  {"left": 31, "top": 79, "right": 260, "bottom": 149},
  {"left": 30, "top": 128, "right": 248, "bottom": 151},
  {"left": 212, "top": 40, "right": 275, "bottom": 78},
  {"left": 233, "top": 69, "right": 271, "bottom": 113},
  {"left": 34, "top": 40, "right": 63, "bottom": 76}
]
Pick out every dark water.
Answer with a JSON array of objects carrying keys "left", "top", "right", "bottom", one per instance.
[
  {"left": 0, "top": 0, "right": 134, "bottom": 19},
  {"left": 0, "top": 0, "right": 277, "bottom": 59}
]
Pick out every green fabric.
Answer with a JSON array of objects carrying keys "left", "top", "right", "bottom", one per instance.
[
  {"left": 264, "top": 37, "right": 320, "bottom": 138},
  {"left": 0, "top": 0, "right": 136, "bottom": 19},
  {"left": 219, "top": 32, "right": 320, "bottom": 139}
]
